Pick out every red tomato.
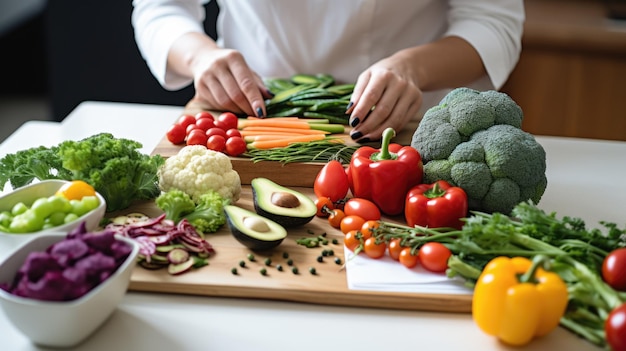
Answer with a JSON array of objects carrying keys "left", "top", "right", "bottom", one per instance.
[
  {"left": 387, "top": 238, "right": 403, "bottom": 261},
  {"left": 177, "top": 114, "right": 196, "bottom": 129},
  {"left": 340, "top": 215, "right": 366, "bottom": 234},
  {"left": 225, "top": 136, "right": 247, "bottom": 156},
  {"left": 315, "top": 197, "right": 334, "bottom": 217},
  {"left": 206, "top": 127, "right": 228, "bottom": 139},
  {"left": 314, "top": 160, "right": 349, "bottom": 202},
  {"left": 606, "top": 303, "right": 626, "bottom": 351},
  {"left": 344, "top": 230, "right": 361, "bottom": 252},
  {"left": 603, "top": 248, "right": 626, "bottom": 291},
  {"left": 327, "top": 209, "right": 345, "bottom": 228},
  {"left": 225, "top": 128, "right": 242, "bottom": 138},
  {"left": 360, "top": 220, "right": 379, "bottom": 240},
  {"left": 186, "top": 129, "right": 208, "bottom": 146},
  {"left": 216, "top": 112, "right": 239, "bottom": 131},
  {"left": 418, "top": 242, "right": 452, "bottom": 273},
  {"left": 195, "top": 111, "right": 214, "bottom": 121},
  {"left": 195, "top": 117, "right": 215, "bottom": 131},
  {"left": 399, "top": 247, "right": 419, "bottom": 268},
  {"left": 363, "top": 237, "right": 386, "bottom": 259},
  {"left": 166, "top": 123, "right": 186, "bottom": 144},
  {"left": 207, "top": 135, "right": 226, "bottom": 152},
  {"left": 344, "top": 198, "right": 381, "bottom": 221}
]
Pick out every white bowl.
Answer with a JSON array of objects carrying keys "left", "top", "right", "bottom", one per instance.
[
  {"left": 0, "top": 232, "right": 139, "bottom": 348},
  {"left": 0, "top": 180, "right": 106, "bottom": 247}
]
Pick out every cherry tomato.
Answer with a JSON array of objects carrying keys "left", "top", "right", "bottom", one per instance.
[
  {"left": 186, "top": 123, "right": 199, "bottom": 135},
  {"left": 225, "top": 128, "right": 242, "bottom": 139},
  {"left": 399, "top": 247, "right": 419, "bottom": 268},
  {"left": 363, "top": 237, "right": 386, "bottom": 259},
  {"left": 207, "top": 135, "right": 226, "bottom": 152},
  {"left": 206, "top": 127, "right": 228, "bottom": 139},
  {"left": 340, "top": 215, "right": 366, "bottom": 234},
  {"left": 225, "top": 136, "right": 247, "bottom": 156},
  {"left": 344, "top": 198, "right": 381, "bottom": 221},
  {"left": 195, "top": 117, "right": 215, "bottom": 131},
  {"left": 387, "top": 238, "right": 403, "bottom": 261},
  {"left": 216, "top": 112, "right": 239, "bottom": 131},
  {"left": 360, "top": 220, "right": 379, "bottom": 240},
  {"left": 177, "top": 114, "right": 196, "bottom": 129},
  {"left": 418, "top": 242, "right": 452, "bottom": 273},
  {"left": 344, "top": 230, "right": 361, "bottom": 252},
  {"left": 315, "top": 197, "right": 334, "bottom": 217},
  {"left": 606, "top": 303, "right": 626, "bottom": 351},
  {"left": 314, "top": 160, "right": 349, "bottom": 202},
  {"left": 603, "top": 248, "right": 626, "bottom": 291},
  {"left": 186, "top": 129, "right": 208, "bottom": 146},
  {"left": 166, "top": 123, "right": 186, "bottom": 144},
  {"left": 327, "top": 209, "right": 345, "bottom": 228},
  {"left": 195, "top": 111, "right": 214, "bottom": 121}
]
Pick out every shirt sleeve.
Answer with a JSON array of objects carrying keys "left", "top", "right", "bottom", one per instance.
[
  {"left": 131, "top": 0, "right": 208, "bottom": 90},
  {"left": 445, "top": 0, "right": 525, "bottom": 90}
]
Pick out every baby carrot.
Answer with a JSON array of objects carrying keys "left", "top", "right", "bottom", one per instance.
[
  {"left": 237, "top": 119, "right": 312, "bottom": 129},
  {"left": 241, "top": 126, "right": 329, "bottom": 135},
  {"left": 247, "top": 134, "right": 327, "bottom": 150}
]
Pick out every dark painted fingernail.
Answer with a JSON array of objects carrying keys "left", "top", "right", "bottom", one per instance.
[
  {"left": 266, "top": 89, "right": 275, "bottom": 97},
  {"left": 345, "top": 101, "right": 354, "bottom": 111},
  {"left": 356, "top": 137, "right": 371, "bottom": 144},
  {"left": 349, "top": 117, "right": 360, "bottom": 127},
  {"left": 350, "top": 131, "right": 362, "bottom": 140},
  {"left": 256, "top": 107, "right": 264, "bottom": 118}
]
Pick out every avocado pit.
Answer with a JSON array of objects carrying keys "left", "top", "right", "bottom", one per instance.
[
  {"left": 243, "top": 216, "right": 270, "bottom": 232},
  {"left": 271, "top": 192, "right": 300, "bottom": 208}
]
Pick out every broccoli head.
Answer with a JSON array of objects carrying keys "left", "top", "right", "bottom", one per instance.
[
  {"left": 155, "top": 189, "right": 196, "bottom": 221},
  {"left": 183, "top": 190, "right": 228, "bottom": 234},
  {"left": 411, "top": 88, "right": 546, "bottom": 214}
]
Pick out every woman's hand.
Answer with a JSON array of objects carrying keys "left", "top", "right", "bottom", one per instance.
[
  {"left": 347, "top": 51, "right": 423, "bottom": 142},
  {"left": 190, "top": 48, "right": 272, "bottom": 117}
]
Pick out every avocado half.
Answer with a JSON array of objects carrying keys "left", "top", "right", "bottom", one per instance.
[
  {"left": 224, "top": 205, "right": 287, "bottom": 251},
  {"left": 251, "top": 178, "right": 316, "bottom": 227}
]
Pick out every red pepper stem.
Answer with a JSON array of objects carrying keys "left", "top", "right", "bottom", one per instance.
[
  {"left": 518, "top": 254, "right": 550, "bottom": 284},
  {"left": 424, "top": 182, "right": 446, "bottom": 199},
  {"left": 370, "top": 128, "right": 398, "bottom": 161}
]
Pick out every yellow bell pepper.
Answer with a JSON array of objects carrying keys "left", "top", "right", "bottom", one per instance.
[{"left": 472, "top": 255, "right": 569, "bottom": 346}]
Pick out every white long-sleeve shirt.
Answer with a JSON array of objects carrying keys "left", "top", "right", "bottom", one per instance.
[{"left": 132, "top": 0, "right": 524, "bottom": 112}]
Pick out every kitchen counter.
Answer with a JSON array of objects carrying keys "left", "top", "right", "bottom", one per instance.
[{"left": 1, "top": 101, "right": 624, "bottom": 351}]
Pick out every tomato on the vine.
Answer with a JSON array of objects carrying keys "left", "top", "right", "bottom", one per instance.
[
  {"left": 344, "top": 198, "right": 381, "bottom": 221},
  {"left": 363, "top": 237, "right": 386, "bottom": 259},
  {"left": 327, "top": 209, "right": 345, "bottom": 228},
  {"left": 603, "top": 248, "right": 626, "bottom": 291},
  {"left": 387, "top": 238, "right": 403, "bottom": 261},
  {"left": 418, "top": 242, "right": 452, "bottom": 273},
  {"left": 315, "top": 197, "right": 334, "bottom": 217},
  {"left": 340, "top": 215, "right": 366, "bottom": 234},
  {"left": 225, "top": 136, "right": 247, "bottom": 156},
  {"left": 606, "top": 303, "right": 626, "bottom": 351},
  {"left": 399, "top": 247, "right": 419, "bottom": 268},
  {"left": 344, "top": 230, "right": 361, "bottom": 252},
  {"left": 166, "top": 123, "right": 186, "bottom": 144},
  {"left": 314, "top": 160, "right": 349, "bottom": 203},
  {"left": 360, "top": 220, "right": 379, "bottom": 240}
]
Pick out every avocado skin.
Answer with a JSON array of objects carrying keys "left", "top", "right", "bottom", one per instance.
[
  {"left": 251, "top": 178, "right": 316, "bottom": 228},
  {"left": 224, "top": 205, "right": 287, "bottom": 251}
]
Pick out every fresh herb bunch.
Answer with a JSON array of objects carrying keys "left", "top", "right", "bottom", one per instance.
[
  {"left": 371, "top": 201, "right": 626, "bottom": 348},
  {"left": 0, "top": 133, "right": 164, "bottom": 212},
  {"left": 244, "top": 140, "right": 359, "bottom": 164}
]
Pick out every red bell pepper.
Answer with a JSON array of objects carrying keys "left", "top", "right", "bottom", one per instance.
[
  {"left": 347, "top": 128, "right": 423, "bottom": 215},
  {"left": 404, "top": 180, "right": 468, "bottom": 229}
]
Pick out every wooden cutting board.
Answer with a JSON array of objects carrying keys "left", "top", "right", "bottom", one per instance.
[{"left": 124, "top": 186, "right": 472, "bottom": 313}]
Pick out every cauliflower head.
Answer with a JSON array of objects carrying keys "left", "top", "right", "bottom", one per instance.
[
  {"left": 158, "top": 145, "right": 241, "bottom": 204},
  {"left": 411, "top": 88, "right": 546, "bottom": 214}
]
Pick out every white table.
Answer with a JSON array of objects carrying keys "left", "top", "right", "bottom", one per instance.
[{"left": 1, "top": 101, "right": 623, "bottom": 351}]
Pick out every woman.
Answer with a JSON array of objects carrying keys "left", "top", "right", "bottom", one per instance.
[{"left": 132, "top": 0, "right": 524, "bottom": 142}]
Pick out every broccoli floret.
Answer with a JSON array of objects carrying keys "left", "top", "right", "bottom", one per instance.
[
  {"left": 412, "top": 88, "right": 546, "bottom": 214},
  {"left": 183, "top": 190, "right": 228, "bottom": 234},
  {"left": 155, "top": 189, "right": 196, "bottom": 221}
]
